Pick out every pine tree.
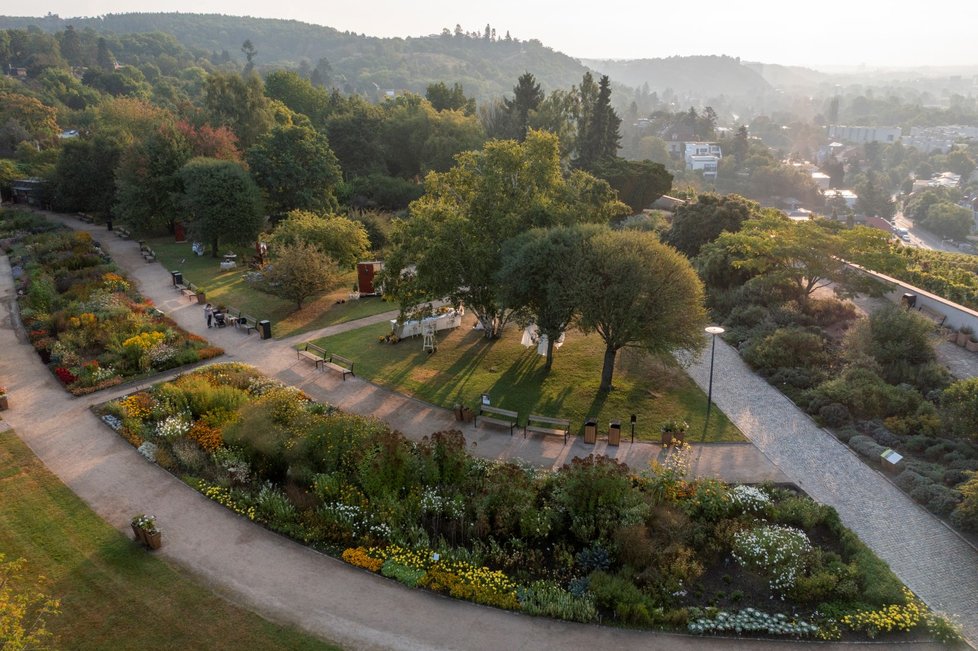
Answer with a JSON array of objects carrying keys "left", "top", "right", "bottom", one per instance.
[{"left": 503, "top": 72, "right": 544, "bottom": 141}]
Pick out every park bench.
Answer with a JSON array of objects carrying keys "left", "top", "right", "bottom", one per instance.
[
  {"left": 297, "top": 343, "right": 329, "bottom": 369},
  {"left": 78, "top": 213, "right": 94, "bottom": 223},
  {"left": 323, "top": 353, "right": 354, "bottom": 380},
  {"left": 524, "top": 414, "right": 571, "bottom": 444},
  {"left": 181, "top": 282, "right": 200, "bottom": 302},
  {"left": 116, "top": 227, "right": 131, "bottom": 239},
  {"left": 236, "top": 313, "right": 259, "bottom": 335},
  {"left": 142, "top": 247, "right": 156, "bottom": 263},
  {"left": 474, "top": 405, "right": 519, "bottom": 435}
]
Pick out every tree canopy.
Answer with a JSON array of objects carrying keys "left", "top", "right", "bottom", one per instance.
[
  {"left": 246, "top": 124, "right": 342, "bottom": 216},
  {"left": 385, "top": 130, "right": 629, "bottom": 337},
  {"left": 178, "top": 157, "right": 264, "bottom": 256},
  {"left": 269, "top": 210, "right": 369, "bottom": 269},
  {"left": 576, "top": 230, "right": 707, "bottom": 391},
  {"left": 666, "top": 193, "right": 761, "bottom": 257}
]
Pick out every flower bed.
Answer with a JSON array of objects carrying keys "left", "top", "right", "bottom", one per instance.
[
  {"left": 94, "top": 362, "right": 959, "bottom": 642},
  {"left": 1, "top": 214, "right": 221, "bottom": 394}
]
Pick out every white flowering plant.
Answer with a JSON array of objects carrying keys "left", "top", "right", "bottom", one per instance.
[
  {"left": 156, "top": 414, "right": 190, "bottom": 441},
  {"left": 732, "top": 524, "right": 812, "bottom": 593},
  {"left": 730, "top": 485, "right": 771, "bottom": 513}
]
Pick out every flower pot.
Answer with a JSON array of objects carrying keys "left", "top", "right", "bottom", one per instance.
[
  {"left": 660, "top": 430, "right": 673, "bottom": 446},
  {"left": 957, "top": 331, "right": 971, "bottom": 347},
  {"left": 131, "top": 523, "right": 147, "bottom": 544},
  {"left": 0, "top": 396, "right": 8, "bottom": 411},
  {"left": 967, "top": 339, "right": 978, "bottom": 353},
  {"left": 143, "top": 530, "right": 162, "bottom": 550},
  {"left": 946, "top": 329, "right": 960, "bottom": 343},
  {"left": 674, "top": 430, "right": 686, "bottom": 444}
]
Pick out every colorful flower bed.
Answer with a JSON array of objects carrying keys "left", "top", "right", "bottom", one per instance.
[
  {"left": 1, "top": 213, "right": 221, "bottom": 394},
  {"left": 94, "top": 362, "right": 960, "bottom": 642}
]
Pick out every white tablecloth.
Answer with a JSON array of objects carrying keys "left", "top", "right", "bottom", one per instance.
[{"left": 391, "top": 310, "right": 463, "bottom": 339}]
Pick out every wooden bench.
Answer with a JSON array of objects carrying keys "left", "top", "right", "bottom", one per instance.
[
  {"left": 297, "top": 343, "right": 328, "bottom": 368},
  {"left": 236, "top": 314, "right": 259, "bottom": 335},
  {"left": 178, "top": 283, "right": 200, "bottom": 301},
  {"left": 141, "top": 246, "right": 156, "bottom": 263},
  {"left": 524, "top": 414, "right": 571, "bottom": 444},
  {"left": 78, "top": 213, "right": 94, "bottom": 223},
  {"left": 323, "top": 353, "right": 354, "bottom": 380},
  {"left": 116, "top": 227, "right": 131, "bottom": 239},
  {"left": 474, "top": 405, "right": 519, "bottom": 435}
]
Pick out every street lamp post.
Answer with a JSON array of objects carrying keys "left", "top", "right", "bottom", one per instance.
[{"left": 704, "top": 326, "right": 725, "bottom": 437}]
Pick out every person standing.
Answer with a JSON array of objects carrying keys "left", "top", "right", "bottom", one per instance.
[{"left": 204, "top": 303, "right": 214, "bottom": 328}]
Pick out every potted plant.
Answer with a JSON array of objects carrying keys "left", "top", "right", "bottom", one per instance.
[
  {"left": 131, "top": 514, "right": 161, "bottom": 549},
  {"left": 0, "top": 386, "right": 7, "bottom": 411},
  {"left": 968, "top": 332, "right": 978, "bottom": 353},
  {"left": 660, "top": 419, "right": 689, "bottom": 446},
  {"left": 956, "top": 325, "right": 972, "bottom": 347}
]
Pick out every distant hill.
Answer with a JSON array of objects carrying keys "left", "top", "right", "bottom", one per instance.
[
  {"left": 580, "top": 55, "right": 771, "bottom": 97},
  {"left": 742, "top": 61, "right": 829, "bottom": 90},
  {"left": 0, "top": 13, "right": 591, "bottom": 100}
]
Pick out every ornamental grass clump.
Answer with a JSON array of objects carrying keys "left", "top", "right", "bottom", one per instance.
[{"left": 732, "top": 524, "right": 812, "bottom": 593}]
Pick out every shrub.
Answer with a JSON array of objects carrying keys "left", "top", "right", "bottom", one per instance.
[
  {"left": 769, "top": 496, "right": 833, "bottom": 531},
  {"left": 555, "top": 456, "right": 648, "bottom": 545},
  {"left": 908, "top": 484, "right": 961, "bottom": 516},
  {"left": 814, "top": 367, "right": 924, "bottom": 419},
  {"left": 517, "top": 580, "right": 597, "bottom": 623},
  {"left": 941, "top": 378, "right": 978, "bottom": 441},
  {"left": 949, "top": 472, "right": 978, "bottom": 531},
  {"left": 742, "top": 327, "right": 827, "bottom": 374},
  {"left": 848, "top": 435, "right": 886, "bottom": 459},
  {"left": 893, "top": 470, "right": 932, "bottom": 493},
  {"left": 841, "top": 588, "right": 925, "bottom": 638},
  {"left": 767, "top": 367, "right": 817, "bottom": 389},
  {"left": 858, "top": 421, "right": 902, "bottom": 448},
  {"left": 818, "top": 403, "right": 851, "bottom": 427},
  {"left": 588, "top": 570, "right": 657, "bottom": 626},
  {"left": 172, "top": 438, "right": 207, "bottom": 473}
]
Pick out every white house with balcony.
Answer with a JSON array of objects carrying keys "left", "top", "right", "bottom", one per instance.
[{"left": 684, "top": 142, "right": 721, "bottom": 178}]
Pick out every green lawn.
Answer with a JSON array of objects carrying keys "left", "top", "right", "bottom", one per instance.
[
  {"left": 148, "top": 237, "right": 394, "bottom": 339},
  {"left": 312, "top": 315, "right": 743, "bottom": 443},
  {"left": 0, "top": 429, "right": 337, "bottom": 651}
]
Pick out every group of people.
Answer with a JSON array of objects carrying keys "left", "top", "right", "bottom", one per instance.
[{"left": 204, "top": 303, "right": 227, "bottom": 328}]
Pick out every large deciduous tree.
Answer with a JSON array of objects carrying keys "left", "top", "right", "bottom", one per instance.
[
  {"left": 589, "top": 158, "right": 672, "bottom": 214},
  {"left": 385, "top": 130, "right": 628, "bottom": 338},
  {"left": 204, "top": 72, "right": 276, "bottom": 149},
  {"left": 260, "top": 240, "right": 339, "bottom": 309},
  {"left": 51, "top": 135, "right": 121, "bottom": 215},
  {"left": 577, "top": 230, "right": 707, "bottom": 391},
  {"left": 498, "top": 224, "right": 604, "bottom": 370},
  {"left": 269, "top": 210, "right": 369, "bottom": 269},
  {"left": 246, "top": 124, "right": 342, "bottom": 216},
  {"left": 178, "top": 157, "right": 264, "bottom": 257}
]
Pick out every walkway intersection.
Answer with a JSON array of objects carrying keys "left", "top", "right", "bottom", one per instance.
[{"left": 0, "top": 213, "right": 972, "bottom": 649}]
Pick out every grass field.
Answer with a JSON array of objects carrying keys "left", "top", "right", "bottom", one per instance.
[
  {"left": 312, "top": 315, "right": 742, "bottom": 443},
  {"left": 148, "top": 237, "right": 394, "bottom": 339},
  {"left": 0, "top": 429, "right": 336, "bottom": 651}
]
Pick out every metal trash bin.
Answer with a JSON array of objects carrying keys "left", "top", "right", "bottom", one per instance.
[
  {"left": 258, "top": 319, "right": 272, "bottom": 340},
  {"left": 583, "top": 418, "right": 597, "bottom": 444},
  {"left": 171, "top": 270, "right": 183, "bottom": 286},
  {"left": 608, "top": 420, "right": 621, "bottom": 446}
]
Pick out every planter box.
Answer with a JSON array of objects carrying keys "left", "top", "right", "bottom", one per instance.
[
  {"left": 675, "top": 431, "right": 686, "bottom": 444},
  {"left": 143, "top": 530, "right": 162, "bottom": 550},
  {"left": 660, "top": 431, "right": 673, "bottom": 446},
  {"left": 0, "top": 396, "right": 8, "bottom": 411},
  {"left": 956, "top": 332, "right": 971, "bottom": 347},
  {"left": 966, "top": 338, "right": 978, "bottom": 352},
  {"left": 131, "top": 523, "right": 146, "bottom": 545}
]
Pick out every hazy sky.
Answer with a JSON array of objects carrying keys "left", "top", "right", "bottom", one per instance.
[{"left": 25, "top": 0, "right": 978, "bottom": 68}]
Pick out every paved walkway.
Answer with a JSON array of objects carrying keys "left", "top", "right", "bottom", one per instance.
[{"left": 0, "top": 213, "right": 963, "bottom": 649}]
